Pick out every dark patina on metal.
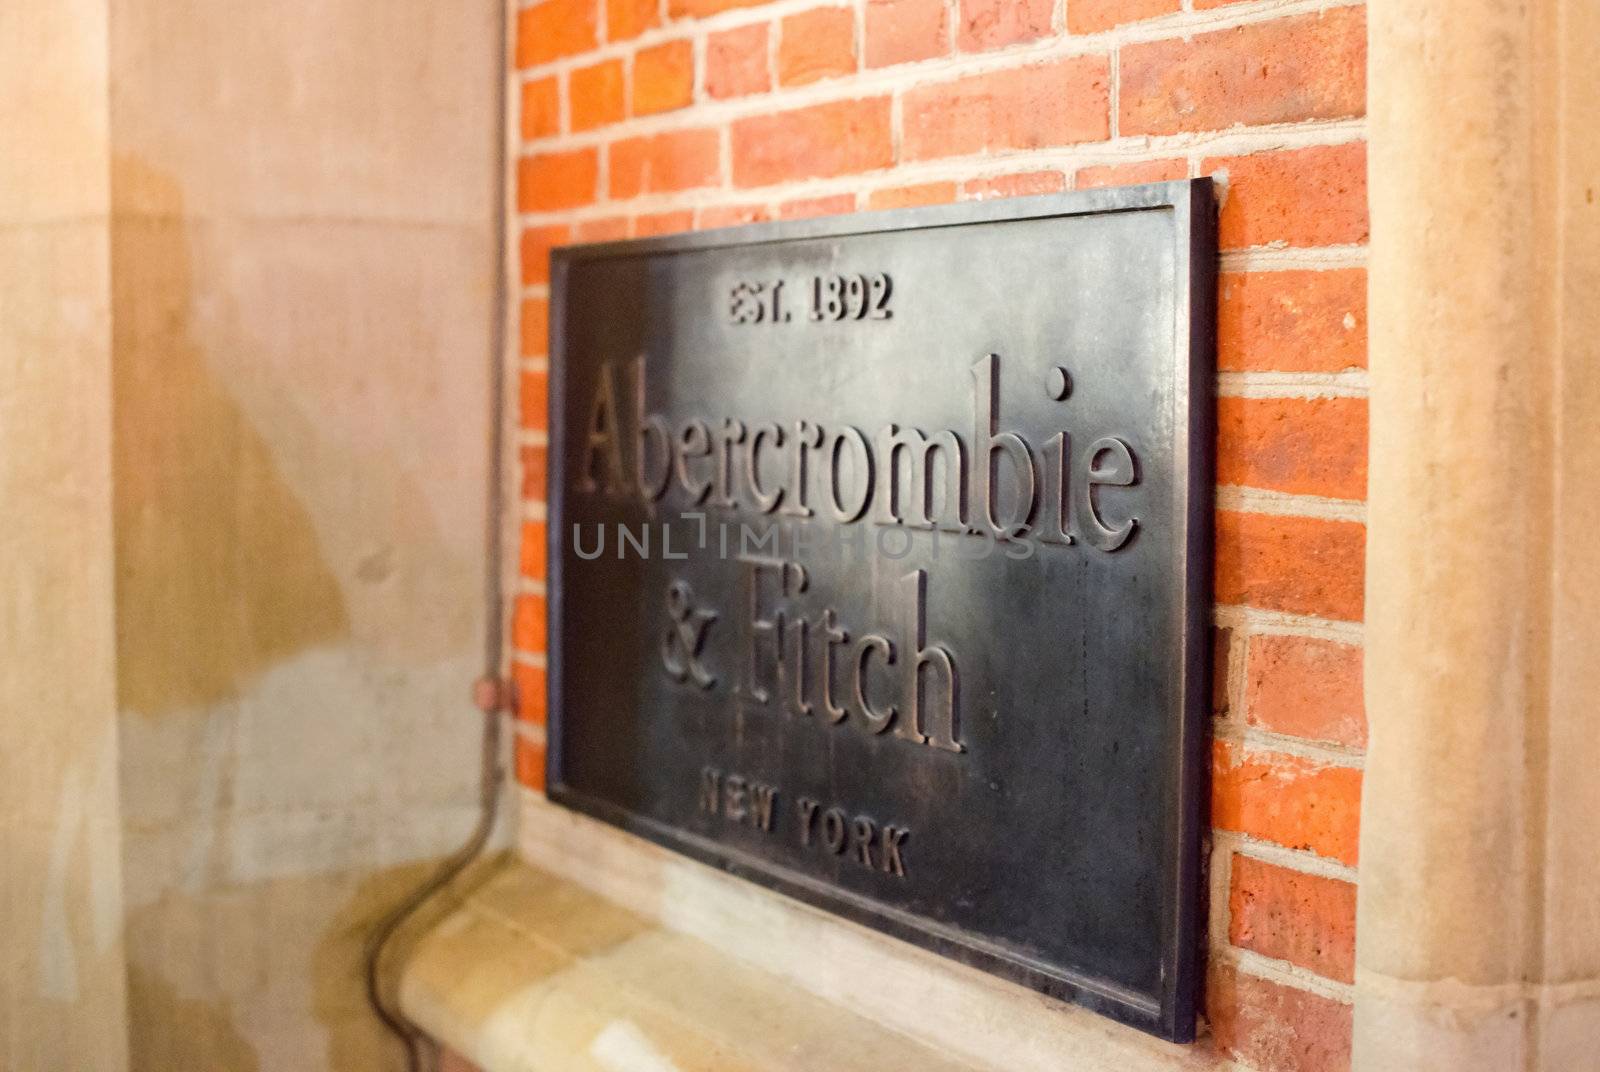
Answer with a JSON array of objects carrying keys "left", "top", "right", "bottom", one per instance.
[{"left": 546, "top": 181, "right": 1215, "bottom": 1042}]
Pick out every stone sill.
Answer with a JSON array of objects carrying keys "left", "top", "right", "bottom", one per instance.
[
  {"left": 398, "top": 793, "right": 1221, "bottom": 1072},
  {"left": 396, "top": 854, "right": 975, "bottom": 1071}
]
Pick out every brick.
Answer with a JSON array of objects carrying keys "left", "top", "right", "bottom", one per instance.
[
  {"left": 516, "top": 0, "right": 598, "bottom": 68},
  {"left": 1208, "top": 961, "right": 1353, "bottom": 1072},
  {"left": 958, "top": 0, "right": 1054, "bottom": 51},
  {"left": 512, "top": 593, "right": 548, "bottom": 653},
  {"left": 1068, "top": 0, "right": 1180, "bottom": 34},
  {"left": 1245, "top": 634, "right": 1366, "bottom": 748},
  {"left": 902, "top": 58, "right": 1110, "bottom": 160},
  {"left": 779, "top": 193, "right": 857, "bottom": 219},
  {"left": 633, "top": 209, "right": 695, "bottom": 237},
  {"left": 780, "top": 7, "right": 858, "bottom": 86},
  {"left": 1217, "top": 396, "right": 1368, "bottom": 501},
  {"left": 520, "top": 367, "right": 549, "bottom": 430},
  {"left": 698, "top": 203, "right": 771, "bottom": 229},
  {"left": 1205, "top": 143, "right": 1368, "bottom": 250},
  {"left": 1230, "top": 854, "right": 1356, "bottom": 982},
  {"left": 520, "top": 298, "right": 549, "bottom": 358},
  {"left": 962, "top": 170, "right": 1066, "bottom": 200},
  {"left": 607, "top": 0, "right": 659, "bottom": 42},
  {"left": 519, "top": 224, "right": 570, "bottom": 286},
  {"left": 520, "top": 77, "right": 560, "bottom": 140},
  {"left": 1075, "top": 158, "right": 1186, "bottom": 189},
  {"left": 1120, "top": 9, "right": 1365, "bottom": 136},
  {"left": 512, "top": 658, "right": 548, "bottom": 724},
  {"left": 1219, "top": 269, "right": 1367, "bottom": 373},
  {"left": 633, "top": 39, "right": 695, "bottom": 116},
  {"left": 514, "top": 734, "right": 547, "bottom": 791},
  {"left": 867, "top": 182, "right": 957, "bottom": 210},
  {"left": 1213, "top": 625, "right": 1234, "bottom": 717},
  {"left": 866, "top": 0, "right": 949, "bottom": 67},
  {"left": 1215, "top": 510, "right": 1365, "bottom": 621},
  {"left": 610, "top": 128, "right": 720, "bottom": 198},
  {"left": 670, "top": 0, "right": 766, "bottom": 16},
  {"left": 570, "top": 59, "right": 625, "bottom": 132},
  {"left": 521, "top": 443, "right": 548, "bottom": 501},
  {"left": 575, "top": 216, "right": 629, "bottom": 242},
  {"left": 707, "top": 24, "right": 771, "bottom": 99},
  {"left": 732, "top": 98, "right": 893, "bottom": 187},
  {"left": 517, "top": 149, "right": 599, "bottom": 212},
  {"left": 520, "top": 521, "right": 547, "bottom": 581},
  {"left": 1212, "top": 739, "right": 1361, "bottom": 865}
]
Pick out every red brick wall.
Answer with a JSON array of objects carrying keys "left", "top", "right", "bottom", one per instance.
[{"left": 509, "top": 2, "right": 1366, "bottom": 1068}]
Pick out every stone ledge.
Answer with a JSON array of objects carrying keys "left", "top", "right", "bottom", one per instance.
[{"left": 397, "top": 855, "right": 978, "bottom": 1071}]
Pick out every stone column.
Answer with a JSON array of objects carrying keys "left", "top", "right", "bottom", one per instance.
[{"left": 1357, "top": 0, "right": 1600, "bottom": 1067}]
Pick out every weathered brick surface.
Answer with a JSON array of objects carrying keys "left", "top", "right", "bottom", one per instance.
[
  {"left": 512, "top": 593, "right": 548, "bottom": 653},
  {"left": 865, "top": 0, "right": 949, "bottom": 67},
  {"left": 1206, "top": 143, "right": 1369, "bottom": 249},
  {"left": 1120, "top": 9, "right": 1366, "bottom": 135},
  {"left": 901, "top": 58, "right": 1111, "bottom": 160},
  {"left": 512, "top": 657, "right": 548, "bottom": 725},
  {"left": 867, "top": 182, "right": 957, "bottom": 209},
  {"left": 1209, "top": 962, "right": 1353, "bottom": 1072},
  {"left": 569, "top": 59, "right": 624, "bottom": 132},
  {"left": 609, "top": 128, "right": 721, "bottom": 198},
  {"left": 697, "top": 203, "right": 772, "bottom": 229},
  {"left": 516, "top": 0, "right": 598, "bottom": 68},
  {"left": 779, "top": 7, "right": 858, "bottom": 86},
  {"left": 707, "top": 24, "right": 771, "bottom": 99},
  {"left": 519, "top": 298, "right": 548, "bottom": 358},
  {"left": 607, "top": 0, "right": 659, "bottom": 42},
  {"left": 520, "top": 368, "right": 548, "bottom": 431},
  {"left": 517, "top": 149, "right": 598, "bottom": 212},
  {"left": 961, "top": 170, "right": 1066, "bottom": 199},
  {"left": 521, "top": 77, "right": 560, "bottom": 141},
  {"left": 1075, "top": 158, "right": 1186, "bottom": 189},
  {"left": 778, "top": 192, "right": 857, "bottom": 218},
  {"left": 633, "top": 209, "right": 696, "bottom": 237},
  {"left": 519, "top": 224, "right": 569, "bottom": 286},
  {"left": 1212, "top": 740, "right": 1361, "bottom": 865},
  {"left": 1068, "top": 0, "right": 1181, "bottom": 34},
  {"left": 514, "top": 1, "right": 1373, "bottom": 1061},
  {"left": 1245, "top": 634, "right": 1366, "bottom": 748},
  {"left": 957, "top": 0, "right": 1055, "bottom": 51},
  {"left": 1218, "top": 270, "right": 1367, "bottom": 373},
  {"left": 1230, "top": 854, "right": 1357, "bottom": 982},
  {"left": 1215, "top": 511, "right": 1365, "bottom": 621},
  {"left": 519, "top": 521, "right": 547, "bottom": 582},
  {"left": 514, "top": 734, "right": 547, "bottom": 791},
  {"left": 1216, "top": 396, "right": 1368, "bottom": 500},
  {"left": 732, "top": 98, "right": 893, "bottom": 186},
  {"left": 633, "top": 40, "right": 695, "bottom": 117}
]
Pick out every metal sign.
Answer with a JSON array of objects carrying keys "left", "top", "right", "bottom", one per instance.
[{"left": 546, "top": 181, "right": 1214, "bottom": 1041}]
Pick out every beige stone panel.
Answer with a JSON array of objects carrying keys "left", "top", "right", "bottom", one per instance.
[
  {"left": 0, "top": 0, "right": 110, "bottom": 222},
  {"left": 110, "top": 189, "right": 497, "bottom": 1065},
  {"left": 1542, "top": 0, "right": 1600, "bottom": 998},
  {"left": 109, "top": 0, "right": 496, "bottom": 223},
  {"left": 516, "top": 794, "right": 1221, "bottom": 1072},
  {"left": 0, "top": 220, "right": 128, "bottom": 1066},
  {"left": 1358, "top": 0, "right": 1600, "bottom": 1065},
  {"left": 400, "top": 859, "right": 985, "bottom": 1072},
  {"left": 123, "top": 861, "right": 459, "bottom": 1071}
]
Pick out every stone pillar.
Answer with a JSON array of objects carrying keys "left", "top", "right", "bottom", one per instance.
[
  {"left": 0, "top": 2, "right": 130, "bottom": 1068},
  {"left": 1357, "top": 0, "right": 1600, "bottom": 1067}
]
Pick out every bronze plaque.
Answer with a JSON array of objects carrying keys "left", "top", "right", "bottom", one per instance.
[{"left": 546, "top": 182, "right": 1214, "bottom": 1041}]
